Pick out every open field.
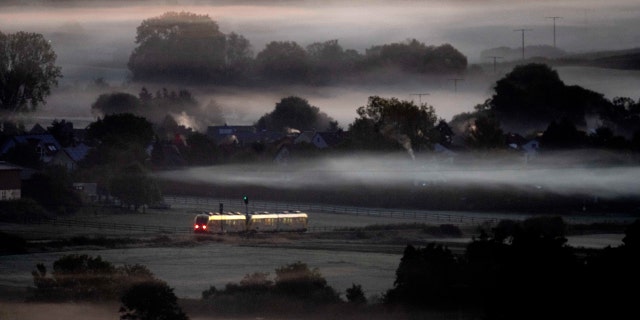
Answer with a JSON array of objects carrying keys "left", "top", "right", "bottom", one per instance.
[{"left": 0, "top": 197, "right": 632, "bottom": 320}]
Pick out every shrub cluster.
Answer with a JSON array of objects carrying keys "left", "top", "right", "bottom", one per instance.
[{"left": 201, "top": 261, "right": 342, "bottom": 315}]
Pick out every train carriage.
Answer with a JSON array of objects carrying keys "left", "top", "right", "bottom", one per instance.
[
  {"left": 207, "top": 213, "right": 247, "bottom": 233},
  {"left": 193, "top": 211, "right": 308, "bottom": 234},
  {"left": 248, "top": 212, "right": 308, "bottom": 232}
]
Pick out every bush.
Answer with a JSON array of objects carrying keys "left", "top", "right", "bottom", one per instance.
[
  {"left": 30, "top": 254, "right": 157, "bottom": 302},
  {"left": 0, "top": 198, "right": 49, "bottom": 222},
  {"left": 119, "top": 281, "right": 188, "bottom": 320},
  {"left": 202, "top": 261, "right": 341, "bottom": 315}
]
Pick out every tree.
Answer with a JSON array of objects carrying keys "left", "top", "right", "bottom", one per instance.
[
  {"left": 86, "top": 113, "right": 154, "bottom": 150},
  {"left": 255, "top": 41, "right": 310, "bottom": 83},
  {"left": 540, "top": 118, "right": 586, "bottom": 149},
  {"left": 91, "top": 92, "right": 141, "bottom": 117},
  {"left": 348, "top": 96, "right": 438, "bottom": 153},
  {"left": 489, "top": 63, "right": 609, "bottom": 133},
  {"left": 256, "top": 96, "right": 337, "bottom": 132},
  {"left": 465, "top": 114, "right": 505, "bottom": 150},
  {"left": 363, "top": 39, "right": 467, "bottom": 74},
  {"left": 185, "top": 132, "right": 218, "bottom": 166},
  {"left": 599, "top": 96, "right": 640, "bottom": 138},
  {"left": 434, "top": 119, "right": 455, "bottom": 147},
  {"left": 110, "top": 163, "right": 162, "bottom": 211},
  {"left": 345, "top": 283, "right": 367, "bottom": 304},
  {"left": 423, "top": 43, "right": 467, "bottom": 73},
  {"left": 128, "top": 11, "right": 226, "bottom": 82},
  {"left": 274, "top": 261, "right": 339, "bottom": 302},
  {"left": 22, "top": 165, "right": 83, "bottom": 215},
  {"left": 0, "top": 31, "right": 62, "bottom": 112},
  {"left": 120, "top": 281, "right": 188, "bottom": 320},
  {"left": 385, "top": 244, "right": 458, "bottom": 307},
  {"left": 47, "top": 119, "right": 74, "bottom": 147},
  {"left": 306, "top": 39, "right": 349, "bottom": 84},
  {"left": 224, "top": 32, "right": 253, "bottom": 81}
]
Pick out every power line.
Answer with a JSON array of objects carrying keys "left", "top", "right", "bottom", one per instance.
[
  {"left": 514, "top": 28, "right": 533, "bottom": 61},
  {"left": 409, "top": 93, "right": 430, "bottom": 104},
  {"left": 449, "top": 78, "right": 464, "bottom": 93},
  {"left": 546, "top": 16, "right": 562, "bottom": 48},
  {"left": 487, "top": 56, "right": 503, "bottom": 73}
]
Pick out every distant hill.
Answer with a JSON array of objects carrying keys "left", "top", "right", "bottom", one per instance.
[
  {"left": 480, "top": 46, "right": 640, "bottom": 70},
  {"left": 480, "top": 45, "right": 567, "bottom": 61},
  {"left": 557, "top": 48, "right": 640, "bottom": 70}
]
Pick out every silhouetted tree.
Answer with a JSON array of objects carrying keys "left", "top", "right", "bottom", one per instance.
[
  {"left": 274, "top": 261, "right": 339, "bottom": 302},
  {"left": 128, "top": 11, "right": 226, "bottom": 82},
  {"left": 348, "top": 96, "right": 438, "bottom": 152},
  {"left": 433, "top": 119, "right": 455, "bottom": 147},
  {"left": 224, "top": 32, "right": 253, "bottom": 82},
  {"left": 22, "top": 165, "right": 82, "bottom": 214},
  {"left": 540, "top": 118, "right": 586, "bottom": 149},
  {"left": 47, "top": 119, "right": 74, "bottom": 147},
  {"left": 385, "top": 243, "right": 458, "bottom": 308},
  {"left": 185, "top": 132, "right": 218, "bottom": 166},
  {"left": 256, "top": 96, "right": 336, "bottom": 132},
  {"left": 363, "top": 39, "right": 467, "bottom": 74},
  {"left": 86, "top": 113, "right": 154, "bottom": 150},
  {"left": 489, "top": 63, "right": 609, "bottom": 133},
  {"left": 346, "top": 283, "right": 367, "bottom": 305},
  {"left": 91, "top": 92, "right": 141, "bottom": 117},
  {"left": 255, "top": 41, "right": 310, "bottom": 83},
  {"left": 306, "top": 39, "right": 351, "bottom": 83},
  {"left": 588, "top": 126, "right": 629, "bottom": 149},
  {"left": 465, "top": 114, "right": 504, "bottom": 150},
  {"left": 110, "top": 163, "right": 162, "bottom": 211},
  {"left": 0, "top": 31, "right": 62, "bottom": 112},
  {"left": 120, "top": 281, "right": 188, "bottom": 320}
]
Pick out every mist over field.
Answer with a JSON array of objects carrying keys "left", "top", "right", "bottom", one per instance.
[
  {"left": 157, "top": 151, "right": 640, "bottom": 199},
  {"left": 2, "top": 0, "right": 640, "bottom": 129}
]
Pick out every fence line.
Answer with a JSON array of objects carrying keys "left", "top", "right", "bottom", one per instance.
[{"left": 0, "top": 216, "right": 355, "bottom": 235}]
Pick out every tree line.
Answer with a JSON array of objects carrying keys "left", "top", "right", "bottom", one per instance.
[{"left": 127, "top": 11, "right": 467, "bottom": 84}]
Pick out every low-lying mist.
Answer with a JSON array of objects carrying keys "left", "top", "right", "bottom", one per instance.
[
  {"left": 6, "top": 0, "right": 640, "bottom": 130},
  {"left": 157, "top": 151, "right": 640, "bottom": 200}
]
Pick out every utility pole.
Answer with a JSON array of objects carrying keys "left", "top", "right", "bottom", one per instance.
[
  {"left": 514, "top": 28, "right": 533, "bottom": 61},
  {"left": 546, "top": 16, "right": 562, "bottom": 48},
  {"left": 449, "top": 78, "right": 464, "bottom": 93},
  {"left": 488, "top": 56, "right": 503, "bottom": 73},
  {"left": 410, "top": 93, "right": 430, "bottom": 105}
]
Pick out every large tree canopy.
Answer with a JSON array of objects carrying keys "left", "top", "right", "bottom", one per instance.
[
  {"left": 348, "top": 96, "right": 439, "bottom": 153},
  {"left": 364, "top": 39, "right": 467, "bottom": 74},
  {"left": 86, "top": 113, "right": 154, "bottom": 149},
  {"left": 128, "top": 11, "right": 226, "bottom": 81},
  {"left": 489, "top": 63, "right": 610, "bottom": 133},
  {"left": 256, "top": 96, "right": 337, "bottom": 132},
  {"left": 91, "top": 92, "right": 141, "bottom": 117},
  {"left": 255, "top": 41, "right": 310, "bottom": 83},
  {"left": 0, "top": 31, "right": 62, "bottom": 112}
]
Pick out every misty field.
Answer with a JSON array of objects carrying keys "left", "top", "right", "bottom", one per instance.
[{"left": 0, "top": 202, "right": 626, "bottom": 300}]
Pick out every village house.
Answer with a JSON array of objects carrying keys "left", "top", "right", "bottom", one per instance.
[
  {"left": 0, "top": 162, "right": 21, "bottom": 201},
  {"left": 0, "top": 133, "right": 63, "bottom": 164}
]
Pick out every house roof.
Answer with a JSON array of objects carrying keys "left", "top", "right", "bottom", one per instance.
[
  {"left": 313, "top": 131, "right": 344, "bottom": 147},
  {"left": 29, "top": 123, "right": 47, "bottom": 134},
  {"left": 1, "top": 134, "right": 62, "bottom": 156},
  {"left": 294, "top": 131, "right": 315, "bottom": 144},
  {"left": 63, "top": 143, "right": 91, "bottom": 162}
]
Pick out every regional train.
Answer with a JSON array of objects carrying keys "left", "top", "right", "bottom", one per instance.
[{"left": 193, "top": 211, "right": 308, "bottom": 233}]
